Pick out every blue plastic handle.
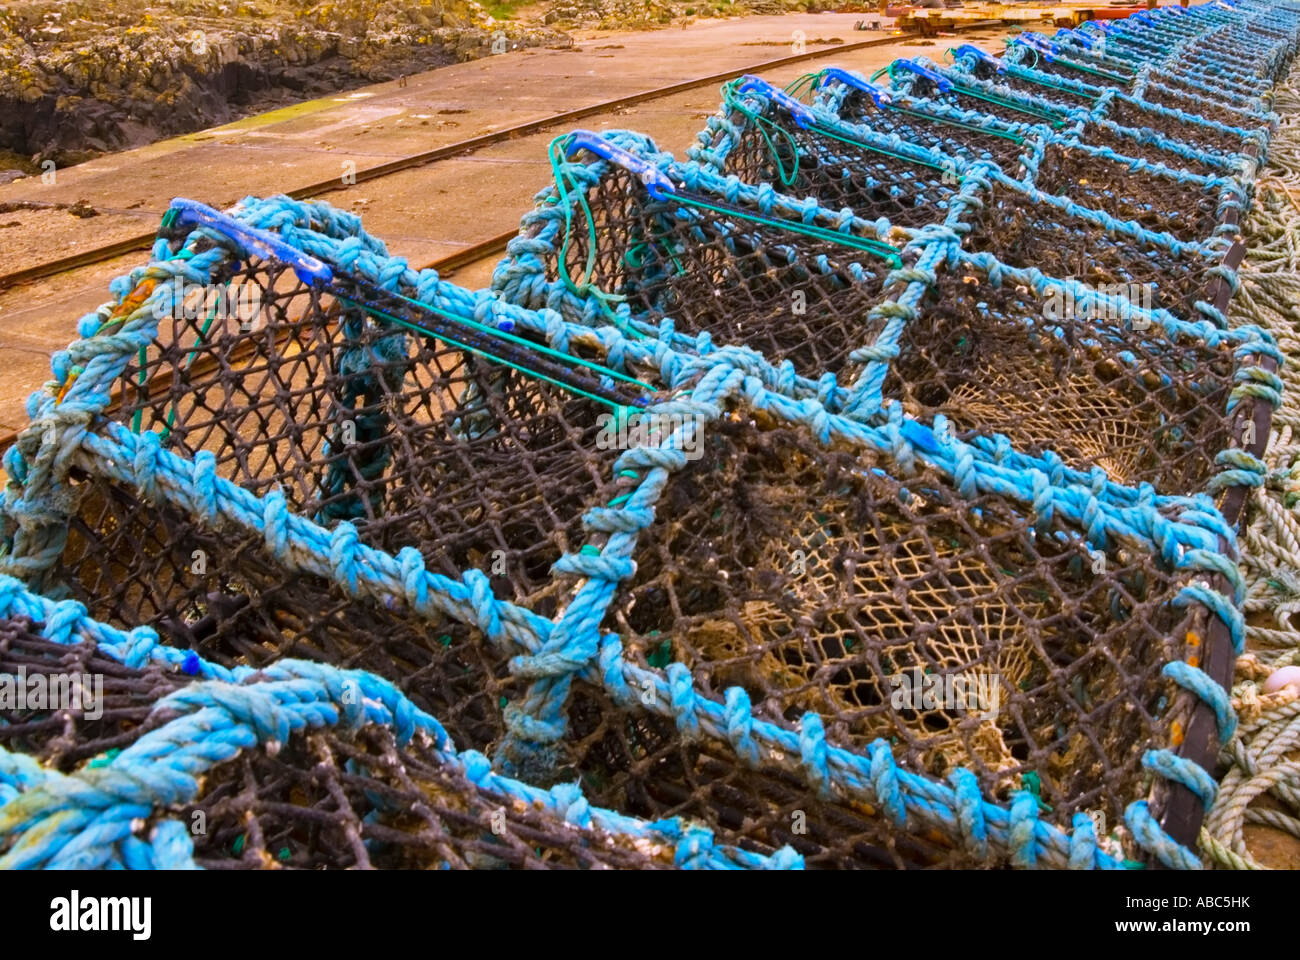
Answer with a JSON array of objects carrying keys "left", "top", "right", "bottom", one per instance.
[
  {"left": 563, "top": 130, "right": 675, "bottom": 200},
  {"left": 736, "top": 75, "right": 819, "bottom": 127},
  {"left": 1014, "top": 32, "right": 1057, "bottom": 54},
  {"left": 817, "top": 67, "right": 893, "bottom": 105},
  {"left": 1130, "top": 11, "right": 1156, "bottom": 26},
  {"left": 1056, "top": 28, "right": 1094, "bottom": 49},
  {"left": 952, "top": 44, "right": 1005, "bottom": 72},
  {"left": 893, "top": 59, "right": 953, "bottom": 92},
  {"left": 167, "top": 198, "right": 334, "bottom": 286}
]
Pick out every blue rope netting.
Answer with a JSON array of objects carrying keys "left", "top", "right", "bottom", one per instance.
[{"left": 0, "top": 0, "right": 1297, "bottom": 870}]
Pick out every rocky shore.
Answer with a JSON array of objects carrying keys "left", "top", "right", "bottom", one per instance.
[
  {"left": 0, "top": 0, "right": 858, "bottom": 175},
  {"left": 0, "top": 0, "right": 566, "bottom": 170},
  {"left": 540, "top": 0, "right": 845, "bottom": 31}
]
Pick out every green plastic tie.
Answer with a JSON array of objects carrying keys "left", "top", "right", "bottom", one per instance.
[
  {"left": 87, "top": 748, "right": 122, "bottom": 769},
  {"left": 646, "top": 638, "right": 673, "bottom": 669}
]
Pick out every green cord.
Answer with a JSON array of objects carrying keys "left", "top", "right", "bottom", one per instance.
[
  {"left": 670, "top": 193, "right": 901, "bottom": 267},
  {"left": 806, "top": 121, "right": 957, "bottom": 175},
  {"left": 365, "top": 286, "right": 653, "bottom": 394},
  {"left": 805, "top": 66, "right": 1023, "bottom": 144},
  {"left": 132, "top": 281, "right": 222, "bottom": 437},
  {"left": 782, "top": 70, "right": 826, "bottom": 101},
  {"left": 885, "top": 59, "right": 1068, "bottom": 127},
  {"left": 335, "top": 294, "right": 647, "bottom": 412},
  {"left": 1004, "top": 44, "right": 1104, "bottom": 101},
  {"left": 547, "top": 134, "right": 643, "bottom": 338},
  {"left": 721, "top": 78, "right": 802, "bottom": 188}
]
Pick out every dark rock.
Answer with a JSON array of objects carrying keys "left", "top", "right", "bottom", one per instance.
[{"left": 0, "top": 0, "right": 567, "bottom": 166}]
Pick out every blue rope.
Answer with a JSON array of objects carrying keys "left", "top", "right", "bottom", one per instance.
[{"left": 2, "top": 0, "right": 1295, "bottom": 870}]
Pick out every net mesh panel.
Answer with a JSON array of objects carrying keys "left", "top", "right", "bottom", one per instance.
[
  {"left": 1182, "top": 40, "right": 1270, "bottom": 75},
  {"left": 960, "top": 181, "right": 1215, "bottom": 321},
  {"left": 1029, "top": 58, "right": 1133, "bottom": 93},
  {"left": 111, "top": 254, "right": 612, "bottom": 584},
  {"left": 1078, "top": 122, "right": 1230, "bottom": 181},
  {"left": 823, "top": 90, "right": 1030, "bottom": 172},
  {"left": 59, "top": 482, "right": 514, "bottom": 753},
  {"left": 0, "top": 618, "right": 670, "bottom": 869},
  {"left": 564, "top": 682, "right": 973, "bottom": 868},
  {"left": 577, "top": 414, "right": 1202, "bottom": 858},
  {"left": 969, "top": 65, "right": 1101, "bottom": 109},
  {"left": 47, "top": 244, "right": 644, "bottom": 755},
  {"left": 721, "top": 106, "right": 959, "bottom": 220},
  {"left": 1140, "top": 84, "right": 1261, "bottom": 131},
  {"left": 546, "top": 163, "right": 896, "bottom": 377},
  {"left": 1106, "top": 96, "right": 1251, "bottom": 158},
  {"left": 885, "top": 267, "right": 1236, "bottom": 492},
  {"left": 885, "top": 77, "right": 1075, "bottom": 129},
  {"left": 1033, "top": 142, "right": 1221, "bottom": 245},
  {"left": 1154, "top": 70, "right": 1260, "bottom": 105}
]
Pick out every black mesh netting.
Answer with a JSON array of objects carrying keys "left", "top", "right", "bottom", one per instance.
[
  {"left": 1078, "top": 122, "right": 1231, "bottom": 182},
  {"left": 966, "top": 63, "right": 1102, "bottom": 110},
  {"left": 564, "top": 414, "right": 1205, "bottom": 863},
  {"left": 884, "top": 265, "right": 1237, "bottom": 492},
  {"left": 1025, "top": 58, "right": 1134, "bottom": 94},
  {"left": 1140, "top": 83, "right": 1264, "bottom": 131},
  {"left": 43, "top": 248, "right": 667, "bottom": 757},
  {"left": 1033, "top": 142, "right": 1223, "bottom": 245},
  {"left": 1105, "top": 96, "right": 1253, "bottom": 159},
  {"left": 718, "top": 107, "right": 961, "bottom": 218},
  {"left": 815, "top": 90, "right": 1032, "bottom": 172},
  {"left": 881, "top": 77, "right": 1075, "bottom": 129},
  {"left": 960, "top": 179, "right": 1217, "bottom": 321},
  {"left": 539, "top": 163, "right": 901, "bottom": 376},
  {"left": 109, "top": 252, "right": 626, "bottom": 608},
  {"left": 717, "top": 116, "right": 959, "bottom": 227},
  {"left": 57, "top": 479, "right": 514, "bottom": 754},
  {"left": 0, "top": 618, "right": 673, "bottom": 869},
  {"left": 1152, "top": 69, "right": 1262, "bottom": 105}
]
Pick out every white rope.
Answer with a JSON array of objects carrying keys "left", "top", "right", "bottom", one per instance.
[{"left": 1203, "top": 68, "right": 1300, "bottom": 868}]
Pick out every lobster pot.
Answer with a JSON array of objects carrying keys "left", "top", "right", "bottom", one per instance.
[
  {"left": 962, "top": 63, "right": 1104, "bottom": 111},
  {"left": 810, "top": 81, "right": 1037, "bottom": 174},
  {"left": 884, "top": 257, "right": 1245, "bottom": 493},
  {"left": 945, "top": 50, "right": 1254, "bottom": 177},
  {"left": 0, "top": 616, "right": 700, "bottom": 869},
  {"left": 882, "top": 67, "right": 1081, "bottom": 132},
  {"left": 1180, "top": 36, "right": 1286, "bottom": 79},
  {"left": 500, "top": 156, "right": 911, "bottom": 381},
  {"left": 713, "top": 111, "right": 963, "bottom": 225},
  {"left": 1103, "top": 95, "right": 1259, "bottom": 163},
  {"left": 38, "top": 209, "right": 651, "bottom": 755},
  {"left": 1079, "top": 119, "right": 1240, "bottom": 182},
  {"left": 1031, "top": 141, "right": 1228, "bottom": 246},
  {"left": 959, "top": 172, "right": 1219, "bottom": 323},
  {"left": 1138, "top": 82, "right": 1269, "bottom": 132},
  {"left": 560, "top": 672, "right": 972, "bottom": 868},
  {"left": 1013, "top": 55, "right": 1134, "bottom": 94},
  {"left": 1147, "top": 69, "right": 1267, "bottom": 109},
  {"left": 558, "top": 407, "right": 1218, "bottom": 866}
]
